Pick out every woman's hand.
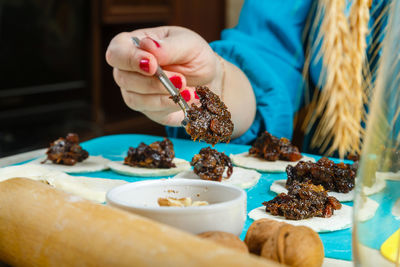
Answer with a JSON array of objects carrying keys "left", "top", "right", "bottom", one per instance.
[
  {"left": 105, "top": 26, "right": 223, "bottom": 127},
  {"left": 106, "top": 26, "right": 256, "bottom": 138}
]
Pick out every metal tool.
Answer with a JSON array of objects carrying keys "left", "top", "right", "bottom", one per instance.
[{"left": 131, "top": 37, "right": 190, "bottom": 127}]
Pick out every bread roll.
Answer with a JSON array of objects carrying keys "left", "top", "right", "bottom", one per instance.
[
  {"left": 198, "top": 231, "right": 248, "bottom": 253},
  {"left": 0, "top": 178, "right": 279, "bottom": 267}
]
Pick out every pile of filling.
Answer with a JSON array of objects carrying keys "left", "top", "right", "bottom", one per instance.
[
  {"left": 249, "top": 131, "right": 302, "bottom": 162},
  {"left": 191, "top": 147, "right": 233, "bottom": 181},
  {"left": 263, "top": 181, "right": 342, "bottom": 220},
  {"left": 43, "top": 133, "right": 89, "bottom": 165},
  {"left": 286, "top": 157, "right": 355, "bottom": 193},
  {"left": 185, "top": 86, "right": 234, "bottom": 145},
  {"left": 124, "top": 138, "right": 176, "bottom": 168}
]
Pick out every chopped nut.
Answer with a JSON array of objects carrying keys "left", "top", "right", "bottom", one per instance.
[{"left": 158, "top": 197, "right": 209, "bottom": 207}]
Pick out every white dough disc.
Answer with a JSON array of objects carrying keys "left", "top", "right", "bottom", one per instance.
[
  {"left": 46, "top": 176, "right": 127, "bottom": 203},
  {"left": 362, "top": 177, "right": 386, "bottom": 195},
  {"left": 0, "top": 164, "right": 68, "bottom": 182},
  {"left": 376, "top": 171, "right": 400, "bottom": 181},
  {"left": 270, "top": 179, "right": 354, "bottom": 202},
  {"left": 173, "top": 166, "right": 261, "bottom": 189},
  {"left": 248, "top": 205, "right": 353, "bottom": 233},
  {"left": 230, "top": 152, "right": 315, "bottom": 173},
  {"left": 357, "top": 197, "right": 379, "bottom": 222},
  {"left": 32, "top": 156, "right": 110, "bottom": 173},
  {"left": 0, "top": 164, "right": 127, "bottom": 203},
  {"left": 108, "top": 158, "right": 191, "bottom": 177}
]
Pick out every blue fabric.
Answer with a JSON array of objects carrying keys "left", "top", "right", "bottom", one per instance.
[
  {"left": 167, "top": 0, "right": 310, "bottom": 144},
  {"left": 167, "top": 0, "right": 388, "bottom": 154},
  {"left": 211, "top": 1, "right": 311, "bottom": 144}
]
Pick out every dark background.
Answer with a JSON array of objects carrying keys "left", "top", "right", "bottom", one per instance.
[{"left": 0, "top": 0, "right": 226, "bottom": 157}]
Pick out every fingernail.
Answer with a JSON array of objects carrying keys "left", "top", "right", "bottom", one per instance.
[
  {"left": 139, "top": 58, "right": 150, "bottom": 72},
  {"left": 180, "top": 89, "right": 191, "bottom": 102},
  {"left": 169, "top": 76, "right": 182, "bottom": 89},
  {"left": 151, "top": 38, "right": 161, "bottom": 48},
  {"left": 194, "top": 91, "right": 199, "bottom": 99}
]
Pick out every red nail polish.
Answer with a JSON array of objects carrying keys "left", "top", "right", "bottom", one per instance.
[
  {"left": 169, "top": 76, "right": 182, "bottom": 89},
  {"left": 180, "top": 89, "right": 191, "bottom": 102},
  {"left": 139, "top": 58, "right": 150, "bottom": 72},
  {"left": 194, "top": 91, "right": 199, "bottom": 99},
  {"left": 151, "top": 39, "right": 160, "bottom": 48}
]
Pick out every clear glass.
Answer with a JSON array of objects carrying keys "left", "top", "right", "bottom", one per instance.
[{"left": 353, "top": 0, "right": 400, "bottom": 266}]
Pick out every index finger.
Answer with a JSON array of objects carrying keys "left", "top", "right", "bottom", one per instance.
[{"left": 105, "top": 32, "right": 158, "bottom": 75}]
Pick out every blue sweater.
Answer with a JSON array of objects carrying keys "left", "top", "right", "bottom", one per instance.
[{"left": 167, "top": 0, "right": 387, "bottom": 154}]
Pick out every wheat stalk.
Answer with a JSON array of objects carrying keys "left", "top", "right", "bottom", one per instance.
[
  {"left": 348, "top": 0, "right": 370, "bottom": 149},
  {"left": 306, "top": 0, "right": 370, "bottom": 158}
]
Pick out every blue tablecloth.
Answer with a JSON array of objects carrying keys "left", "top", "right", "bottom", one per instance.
[{"left": 36, "top": 134, "right": 355, "bottom": 260}]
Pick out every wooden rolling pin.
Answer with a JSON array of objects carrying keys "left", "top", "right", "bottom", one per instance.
[{"left": 0, "top": 178, "right": 279, "bottom": 267}]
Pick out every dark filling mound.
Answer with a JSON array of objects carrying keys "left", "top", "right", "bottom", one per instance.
[
  {"left": 191, "top": 147, "right": 233, "bottom": 182},
  {"left": 249, "top": 131, "right": 302, "bottom": 162},
  {"left": 286, "top": 157, "right": 355, "bottom": 193},
  {"left": 185, "top": 86, "right": 234, "bottom": 146},
  {"left": 43, "top": 133, "right": 89, "bottom": 165},
  {"left": 124, "top": 138, "right": 176, "bottom": 169},
  {"left": 263, "top": 181, "right": 342, "bottom": 220}
]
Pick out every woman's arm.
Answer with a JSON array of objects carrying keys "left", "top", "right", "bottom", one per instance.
[
  {"left": 105, "top": 26, "right": 256, "bottom": 137},
  {"left": 212, "top": 56, "right": 256, "bottom": 139},
  {"left": 209, "top": 0, "right": 313, "bottom": 144}
]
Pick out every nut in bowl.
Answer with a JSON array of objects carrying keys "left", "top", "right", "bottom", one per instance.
[{"left": 106, "top": 179, "right": 247, "bottom": 236}]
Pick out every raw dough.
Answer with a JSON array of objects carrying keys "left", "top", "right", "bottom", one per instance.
[
  {"left": 376, "top": 171, "right": 400, "bottom": 181},
  {"left": 230, "top": 152, "right": 315, "bottom": 173},
  {"left": 47, "top": 176, "right": 127, "bottom": 203},
  {"left": 173, "top": 167, "right": 261, "bottom": 189},
  {"left": 248, "top": 205, "right": 353, "bottom": 233},
  {"left": 108, "top": 158, "right": 191, "bottom": 177},
  {"left": 361, "top": 176, "right": 386, "bottom": 196},
  {"left": 0, "top": 164, "right": 127, "bottom": 203},
  {"left": 357, "top": 197, "right": 379, "bottom": 222},
  {"left": 32, "top": 155, "right": 110, "bottom": 173},
  {"left": 0, "top": 164, "right": 68, "bottom": 182}
]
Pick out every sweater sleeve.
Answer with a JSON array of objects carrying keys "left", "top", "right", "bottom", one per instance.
[{"left": 167, "top": 0, "right": 311, "bottom": 144}]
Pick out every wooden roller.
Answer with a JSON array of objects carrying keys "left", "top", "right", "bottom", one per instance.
[{"left": 0, "top": 178, "right": 279, "bottom": 267}]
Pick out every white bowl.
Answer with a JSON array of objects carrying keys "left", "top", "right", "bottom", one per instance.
[{"left": 106, "top": 179, "right": 247, "bottom": 236}]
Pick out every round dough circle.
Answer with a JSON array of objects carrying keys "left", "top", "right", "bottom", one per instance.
[
  {"left": 32, "top": 156, "right": 110, "bottom": 173},
  {"left": 230, "top": 152, "right": 315, "bottom": 173},
  {"left": 248, "top": 205, "right": 352, "bottom": 233},
  {"left": 108, "top": 158, "right": 191, "bottom": 177},
  {"left": 0, "top": 164, "right": 127, "bottom": 203},
  {"left": 173, "top": 166, "right": 261, "bottom": 189}
]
